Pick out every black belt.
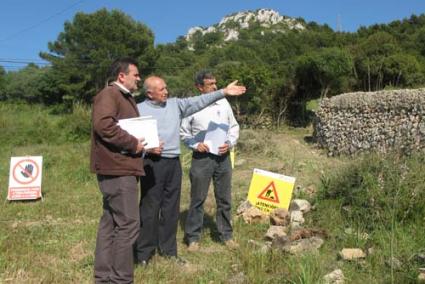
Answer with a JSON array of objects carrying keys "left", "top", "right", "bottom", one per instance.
[
  {"left": 144, "top": 154, "right": 179, "bottom": 161},
  {"left": 192, "top": 151, "right": 229, "bottom": 159}
]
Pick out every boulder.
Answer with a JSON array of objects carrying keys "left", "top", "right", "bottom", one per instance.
[
  {"left": 289, "top": 199, "right": 312, "bottom": 213},
  {"left": 281, "top": 237, "right": 324, "bottom": 255},
  {"left": 242, "top": 206, "right": 268, "bottom": 224},
  {"left": 290, "top": 210, "right": 305, "bottom": 228},
  {"left": 270, "top": 208, "right": 290, "bottom": 226},
  {"left": 265, "top": 225, "right": 287, "bottom": 241},
  {"left": 339, "top": 248, "right": 366, "bottom": 261},
  {"left": 271, "top": 234, "right": 289, "bottom": 248},
  {"left": 323, "top": 269, "right": 345, "bottom": 284},
  {"left": 289, "top": 228, "right": 328, "bottom": 241},
  {"left": 236, "top": 200, "right": 252, "bottom": 215}
]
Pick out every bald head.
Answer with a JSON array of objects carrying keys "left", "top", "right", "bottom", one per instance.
[{"left": 143, "top": 76, "right": 168, "bottom": 103}]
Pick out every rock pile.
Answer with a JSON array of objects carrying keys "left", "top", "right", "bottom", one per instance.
[
  {"left": 314, "top": 88, "right": 425, "bottom": 156},
  {"left": 237, "top": 198, "right": 374, "bottom": 281},
  {"left": 237, "top": 199, "right": 327, "bottom": 255}
]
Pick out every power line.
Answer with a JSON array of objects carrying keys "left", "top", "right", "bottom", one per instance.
[
  {"left": 0, "top": 56, "right": 296, "bottom": 72},
  {"left": 1, "top": 66, "right": 32, "bottom": 70},
  {"left": 0, "top": 59, "right": 49, "bottom": 65},
  {"left": 0, "top": 0, "right": 86, "bottom": 42}
]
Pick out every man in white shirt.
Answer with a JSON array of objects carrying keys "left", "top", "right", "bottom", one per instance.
[{"left": 180, "top": 70, "right": 240, "bottom": 251}]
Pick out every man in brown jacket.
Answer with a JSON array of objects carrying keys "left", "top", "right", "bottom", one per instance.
[{"left": 90, "top": 57, "right": 146, "bottom": 283}]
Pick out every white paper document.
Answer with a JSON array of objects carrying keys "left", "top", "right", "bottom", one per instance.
[
  {"left": 118, "top": 116, "right": 159, "bottom": 149},
  {"left": 203, "top": 121, "right": 229, "bottom": 155}
]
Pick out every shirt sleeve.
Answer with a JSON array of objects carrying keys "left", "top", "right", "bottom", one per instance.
[
  {"left": 225, "top": 100, "right": 239, "bottom": 148},
  {"left": 177, "top": 90, "right": 224, "bottom": 118},
  {"left": 180, "top": 115, "right": 199, "bottom": 150}
]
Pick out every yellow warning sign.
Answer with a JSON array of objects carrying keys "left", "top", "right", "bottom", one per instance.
[
  {"left": 230, "top": 148, "right": 235, "bottom": 169},
  {"left": 258, "top": 181, "right": 280, "bottom": 203},
  {"left": 248, "top": 168, "right": 296, "bottom": 213}
]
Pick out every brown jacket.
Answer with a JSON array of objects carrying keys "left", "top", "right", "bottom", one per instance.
[{"left": 90, "top": 84, "right": 145, "bottom": 176}]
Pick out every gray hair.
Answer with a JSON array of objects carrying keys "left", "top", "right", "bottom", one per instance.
[
  {"left": 142, "top": 81, "right": 150, "bottom": 95},
  {"left": 194, "top": 70, "right": 215, "bottom": 86}
]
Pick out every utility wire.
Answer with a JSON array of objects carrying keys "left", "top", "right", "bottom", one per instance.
[
  {"left": 0, "top": 0, "right": 85, "bottom": 42},
  {"left": 0, "top": 57, "right": 291, "bottom": 72},
  {"left": 0, "top": 59, "right": 49, "bottom": 65},
  {"left": 0, "top": 57, "right": 282, "bottom": 67}
]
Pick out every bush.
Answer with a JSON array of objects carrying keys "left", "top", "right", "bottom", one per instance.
[
  {"left": 319, "top": 152, "right": 425, "bottom": 229},
  {"left": 56, "top": 103, "right": 91, "bottom": 142},
  {"left": 236, "top": 128, "right": 276, "bottom": 157},
  {"left": 0, "top": 102, "right": 91, "bottom": 148}
]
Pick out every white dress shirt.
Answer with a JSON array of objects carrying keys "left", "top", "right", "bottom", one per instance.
[{"left": 180, "top": 98, "right": 239, "bottom": 150}]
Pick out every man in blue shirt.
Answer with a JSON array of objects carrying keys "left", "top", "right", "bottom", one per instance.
[{"left": 134, "top": 76, "right": 245, "bottom": 265}]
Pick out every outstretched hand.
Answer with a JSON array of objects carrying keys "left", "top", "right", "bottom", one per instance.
[{"left": 223, "top": 80, "right": 246, "bottom": 96}]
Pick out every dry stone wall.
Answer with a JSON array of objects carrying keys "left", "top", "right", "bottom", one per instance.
[{"left": 313, "top": 88, "right": 425, "bottom": 156}]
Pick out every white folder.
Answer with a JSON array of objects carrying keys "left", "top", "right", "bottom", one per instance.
[
  {"left": 118, "top": 116, "right": 159, "bottom": 149},
  {"left": 203, "top": 121, "right": 229, "bottom": 155}
]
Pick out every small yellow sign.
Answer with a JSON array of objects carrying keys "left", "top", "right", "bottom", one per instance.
[
  {"left": 247, "top": 168, "right": 296, "bottom": 213},
  {"left": 230, "top": 148, "right": 235, "bottom": 169}
]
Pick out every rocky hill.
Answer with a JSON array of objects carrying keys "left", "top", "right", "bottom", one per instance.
[{"left": 184, "top": 9, "right": 305, "bottom": 49}]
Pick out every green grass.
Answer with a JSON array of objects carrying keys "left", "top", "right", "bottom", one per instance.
[
  {"left": 0, "top": 102, "right": 424, "bottom": 283},
  {"left": 306, "top": 99, "right": 320, "bottom": 112}
]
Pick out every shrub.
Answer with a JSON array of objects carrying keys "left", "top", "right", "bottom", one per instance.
[
  {"left": 56, "top": 102, "right": 91, "bottom": 142},
  {"left": 237, "top": 128, "right": 276, "bottom": 157},
  {"left": 319, "top": 152, "right": 425, "bottom": 229},
  {"left": 0, "top": 102, "right": 91, "bottom": 148}
]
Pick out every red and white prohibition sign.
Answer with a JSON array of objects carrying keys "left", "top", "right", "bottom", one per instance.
[
  {"left": 12, "top": 158, "right": 40, "bottom": 184},
  {"left": 8, "top": 156, "right": 43, "bottom": 201}
]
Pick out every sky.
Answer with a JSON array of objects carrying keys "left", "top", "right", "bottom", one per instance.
[{"left": 0, "top": 0, "right": 424, "bottom": 71}]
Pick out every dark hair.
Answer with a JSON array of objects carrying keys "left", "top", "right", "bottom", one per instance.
[
  {"left": 194, "top": 70, "right": 215, "bottom": 86},
  {"left": 108, "top": 57, "right": 138, "bottom": 82}
]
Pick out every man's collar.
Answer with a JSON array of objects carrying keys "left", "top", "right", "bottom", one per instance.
[
  {"left": 112, "top": 82, "right": 132, "bottom": 96},
  {"left": 145, "top": 98, "right": 166, "bottom": 107}
]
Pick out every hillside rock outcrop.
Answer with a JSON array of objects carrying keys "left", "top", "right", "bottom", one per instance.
[{"left": 185, "top": 8, "right": 305, "bottom": 45}]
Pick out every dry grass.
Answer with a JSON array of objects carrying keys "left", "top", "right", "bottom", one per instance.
[
  {"left": 2, "top": 124, "right": 421, "bottom": 283},
  {"left": 2, "top": 126, "right": 338, "bottom": 283}
]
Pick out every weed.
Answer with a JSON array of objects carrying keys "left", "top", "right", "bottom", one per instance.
[{"left": 1, "top": 102, "right": 424, "bottom": 283}]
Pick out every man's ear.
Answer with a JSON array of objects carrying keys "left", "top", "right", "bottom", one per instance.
[
  {"left": 195, "top": 84, "right": 203, "bottom": 92},
  {"left": 117, "top": 72, "right": 125, "bottom": 83}
]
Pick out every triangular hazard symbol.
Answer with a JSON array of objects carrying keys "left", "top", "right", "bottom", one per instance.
[{"left": 257, "top": 181, "right": 280, "bottom": 203}]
